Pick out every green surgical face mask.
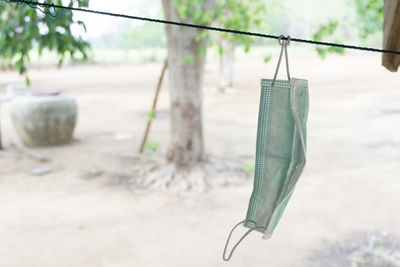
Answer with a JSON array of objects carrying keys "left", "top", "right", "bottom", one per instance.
[{"left": 223, "top": 36, "right": 309, "bottom": 261}]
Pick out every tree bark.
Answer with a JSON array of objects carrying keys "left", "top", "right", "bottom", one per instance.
[
  {"left": 383, "top": 0, "right": 400, "bottom": 72},
  {"left": 219, "top": 41, "right": 235, "bottom": 93},
  {"left": 161, "top": 0, "right": 214, "bottom": 167}
]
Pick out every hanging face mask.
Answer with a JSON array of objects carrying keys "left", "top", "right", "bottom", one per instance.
[{"left": 223, "top": 35, "right": 309, "bottom": 261}]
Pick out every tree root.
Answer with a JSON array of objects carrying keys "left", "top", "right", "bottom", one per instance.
[{"left": 130, "top": 154, "right": 251, "bottom": 192}]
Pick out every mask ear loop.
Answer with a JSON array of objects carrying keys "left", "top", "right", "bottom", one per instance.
[
  {"left": 223, "top": 220, "right": 266, "bottom": 261},
  {"left": 271, "top": 35, "right": 291, "bottom": 87}
]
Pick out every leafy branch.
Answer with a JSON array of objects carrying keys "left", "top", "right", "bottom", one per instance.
[{"left": 0, "top": 0, "right": 91, "bottom": 83}]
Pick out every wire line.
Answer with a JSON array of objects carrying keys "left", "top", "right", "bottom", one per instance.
[{"left": 4, "top": 0, "right": 400, "bottom": 55}]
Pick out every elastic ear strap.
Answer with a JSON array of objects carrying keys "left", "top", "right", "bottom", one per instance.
[
  {"left": 271, "top": 43, "right": 285, "bottom": 87},
  {"left": 223, "top": 220, "right": 266, "bottom": 261},
  {"left": 271, "top": 35, "right": 291, "bottom": 87},
  {"left": 284, "top": 41, "right": 291, "bottom": 81}
]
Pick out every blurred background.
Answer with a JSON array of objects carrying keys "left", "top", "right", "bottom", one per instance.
[{"left": 0, "top": 0, "right": 399, "bottom": 266}]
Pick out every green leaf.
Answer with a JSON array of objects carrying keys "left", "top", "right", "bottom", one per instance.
[
  {"left": 57, "top": 58, "right": 63, "bottom": 68},
  {"left": 25, "top": 75, "right": 31, "bottom": 86},
  {"left": 144, "top": 141, "right": 159, "bottom": 153},
  {"left": 198, "top": 45, "right": 207, "bottom": 58},
  {"left": 218, "top": 44, "right": 224, "bottom": 56},
  {"left": 316, "top": 47, "right": 327, "bottom": 60},
  {"left": 182, "top": 54, "right": 195, "bottom": 64},
  {"left": 177, "top": 5, "right": 187, "bottom": 19},
  {"left": 242, "top": 162, "right": 255, "bottom": 173},
  {"left": 264, "top": 55, "right": 272, "bottom": 64},
  {"left": 77, "top": 20, "right": 87, "bottom": 32},
  {"left": 147, "top": 109, "right": 156, "bottom": 122}
]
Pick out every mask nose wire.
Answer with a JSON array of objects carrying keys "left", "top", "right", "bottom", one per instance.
[
  {"left": 223, "top": 220, "right": 266, "bottom": 261},
  {"left": 271, "top": 35, "right": 291, "bottom": 87}
]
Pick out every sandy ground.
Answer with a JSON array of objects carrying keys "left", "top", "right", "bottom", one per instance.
[{"left": 0, "top": 52, "right": 399, "bottom": 267}]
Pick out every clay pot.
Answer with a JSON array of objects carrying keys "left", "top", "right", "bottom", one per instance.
[{"left": 10, "top": 94, "right": 77, "bottom": 146}]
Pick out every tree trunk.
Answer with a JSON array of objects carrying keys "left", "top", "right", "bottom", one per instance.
[
  {"left": 382, "top": 0, "right": 400, "bottom": 71},
  {"left": 161, "top": 0, "right": 214, "bottom": 168},
  {"left": 218, "top": 40, "right": 235, "bottom": 93}
]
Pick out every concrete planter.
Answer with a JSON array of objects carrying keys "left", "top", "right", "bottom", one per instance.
[{"left": 10, "top": 94, "right": 77, "bottom": 147}]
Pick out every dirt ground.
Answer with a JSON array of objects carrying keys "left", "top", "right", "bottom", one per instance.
[{"left": 0, "top": 52, "right": 399, "bottom": 267}]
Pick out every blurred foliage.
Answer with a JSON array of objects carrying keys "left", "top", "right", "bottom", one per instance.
[
  {"left": 354, "top": 0, "right": 383, "bottom": 39},
  {"left": 173, "top": 0, "right": 265, "bottom": 56},
  {"left": 313, "top": 0, "right": 383, "bottom": 59},
  {"left": 122, "top": 22, "right": 165, "bottom": 49},
  {"left": 313, "top": 21, "right": 345, "bottom": 59},
  {"left": 0, "top": 0, "right": 90, "bottom": 82}
]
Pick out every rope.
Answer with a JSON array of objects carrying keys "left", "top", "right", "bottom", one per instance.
[{"left": 3, "top": 0, "right": 400, "bottom": 55}]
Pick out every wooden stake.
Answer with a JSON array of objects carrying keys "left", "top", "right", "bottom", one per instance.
[{"left": 139, "top": 59, "right": 168, "bottom": 153}]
